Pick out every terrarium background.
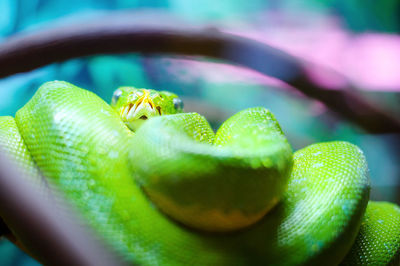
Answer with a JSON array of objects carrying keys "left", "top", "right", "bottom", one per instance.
[{"left": 0, "top": 1, "right": 399, "bottom": 265}]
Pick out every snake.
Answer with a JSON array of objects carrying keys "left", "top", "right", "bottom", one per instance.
[{"left": 0, "top": 80, "right": 399, "bottom": 265}]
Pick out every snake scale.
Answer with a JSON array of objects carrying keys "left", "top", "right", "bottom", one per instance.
[{"left": 0, "top": 81, "right": 399, "bottom": 265}]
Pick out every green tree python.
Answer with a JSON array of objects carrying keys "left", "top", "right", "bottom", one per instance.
[{"left": 0, "top": 81, "right": 399, "bottom": 265}]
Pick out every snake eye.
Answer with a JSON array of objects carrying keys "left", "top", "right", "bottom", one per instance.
[
  {"left": 112, "top": 89, "right": 122, "bottom": 105},
  {"left": 173, "top": 98, "right": 184, "bottom": 110}
]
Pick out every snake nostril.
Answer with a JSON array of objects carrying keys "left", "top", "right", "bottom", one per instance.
[{"left": 140, "top": 115, "right": 148, "bottom": 120}]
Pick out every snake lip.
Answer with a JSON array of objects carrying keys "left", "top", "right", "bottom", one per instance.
[
  {"left": 156, "top": 106, "right": 162, "bottom": 115},
  {"left": 123, "top": 101, "right": 157, "bottom": 131},
  {"left": 127, "top": 101, "right": 156, "bottom": 121},
  {"left": 124, "top": 90, "right": 160, "bottom": 125}
]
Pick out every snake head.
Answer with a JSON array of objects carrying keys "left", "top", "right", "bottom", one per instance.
[{"left": 111, "top": 87, "right": 183, "bottom": 131}]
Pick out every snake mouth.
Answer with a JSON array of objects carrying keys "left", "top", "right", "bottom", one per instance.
[{"left": 120, "top": 90, "right": 160, "bottom": 131}]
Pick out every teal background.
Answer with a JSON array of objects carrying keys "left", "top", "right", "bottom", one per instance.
[{"left": 0, "top": 0, "right": 399, "bottom": 264}]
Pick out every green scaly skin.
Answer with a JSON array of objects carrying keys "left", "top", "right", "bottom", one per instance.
[
  {"left": 0, "top": 80, "right": 398, "bottom": 265},
  {"left": 341, "top": 201, "right": 400, "bottom": 265}
]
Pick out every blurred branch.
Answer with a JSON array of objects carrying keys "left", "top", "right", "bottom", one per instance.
[
  {"left": 0, "top": 14, "right": 399, "bottom": 133},
  {"left": 0, "top": 218, "right": 10, "bottom": 237},
  {"left": 0, "top": 151, "right": 125, "bottom": 266}
]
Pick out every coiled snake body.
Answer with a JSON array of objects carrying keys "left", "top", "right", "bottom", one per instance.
[{"left": 0, "top": 81, "right": 399, "bottom": 265}]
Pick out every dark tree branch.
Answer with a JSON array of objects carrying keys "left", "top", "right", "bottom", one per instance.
[
  {"left": 0, "top": 151, "right": 125, "bottom": 266},
  {"left": 0, "top": 16, "right": 398, "bottom": 133},
  {"left": 0, "top": 218, "right": 10, "bottom": 236}
]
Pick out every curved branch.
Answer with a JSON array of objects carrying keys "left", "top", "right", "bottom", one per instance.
[
  {"left": 0, "top": 151, "right": 125, "bottom": 265},
  {"left": 0, "top": 17, "right": 399, "bottom": 133}
]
